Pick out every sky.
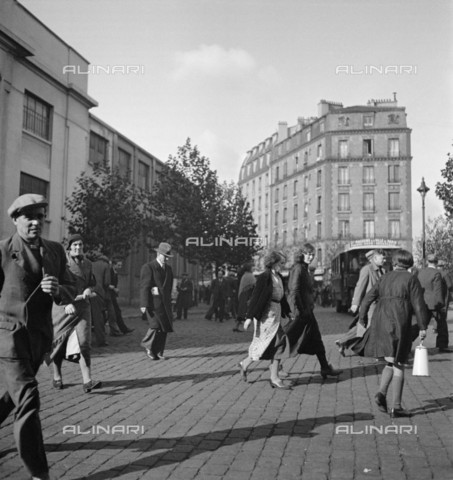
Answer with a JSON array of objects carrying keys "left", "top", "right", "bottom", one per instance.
[{"left": 20, "top": 0, "right": 453, "bottom": 239}]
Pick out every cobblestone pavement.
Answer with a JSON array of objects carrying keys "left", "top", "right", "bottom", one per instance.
[{"left": 1, "top": 305, "right": 452, "bottom": 480}]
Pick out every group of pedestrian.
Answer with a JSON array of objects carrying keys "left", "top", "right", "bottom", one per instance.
[{"left": 238, "top": 244, "right": 343, "bottom": 390}]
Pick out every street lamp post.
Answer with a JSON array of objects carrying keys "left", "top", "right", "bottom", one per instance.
[{"left": 417, "top": 177, "right": 430, "bottom": 267}]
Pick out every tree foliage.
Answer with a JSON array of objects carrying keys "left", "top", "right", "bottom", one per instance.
[
  {"left": 436, "top": 149, "right": 453, "bottom": 218},
  {"left": 150, "top": 138, "right": 260, "bottom": 270},
  {"left": 414, "top": 215, "right": 453, "bottom": 269},
  {"left": 65, "top": 162, "right": 151, "bottom": 259}
]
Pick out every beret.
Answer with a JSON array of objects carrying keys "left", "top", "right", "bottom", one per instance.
[
  {"left": 427, "top": 253, "right": 438, "bottom": 263},
  {"left": 8, "top": 194, "right": 48, "bottom": 218},
  {"left": 67, "top": 233, "right": 83, "bottom": 250}
]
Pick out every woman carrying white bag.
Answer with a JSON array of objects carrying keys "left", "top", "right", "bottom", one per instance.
[{"left": 352, "top": 249, "right": 429, "bottom": 418}]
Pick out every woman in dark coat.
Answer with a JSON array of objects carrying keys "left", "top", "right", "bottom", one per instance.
[
  {"left": 238, "top": 251, "right": 292, "bottom": 389},
  {"left": 50, "top": 234, "right": 101, "bottom": 393},
  {"left": 233, "top": 261, "right": 256, "bottom": 332},
  {"left": 352, "top": 249, "right": 428, "bottom": 417},
  {"left": 285, "top": 244, "right": 342, "bottom": 379}
]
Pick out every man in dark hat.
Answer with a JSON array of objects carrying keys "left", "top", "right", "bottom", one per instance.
[
  {"left": 176, "top": 272, "right": 193, "bottom": 320},
  {"left": 0, "top": 194, "right": 75, "bottom": 480},
  {"left": 140, "top": 242, "right": 174, "bottom": 359},
  {"left": 416, "top": 253, "right": 450, "bottom": 352}
]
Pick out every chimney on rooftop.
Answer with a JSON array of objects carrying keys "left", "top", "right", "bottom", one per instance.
[{"left": 278, "top": 121, "right": 288, "bottom": 142}]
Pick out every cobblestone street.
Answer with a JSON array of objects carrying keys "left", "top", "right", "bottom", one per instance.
[{"left": 1, "top": 305, "right": 452, "bottom": 480}]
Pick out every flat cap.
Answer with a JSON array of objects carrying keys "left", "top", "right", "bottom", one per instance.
[
  {"left": 7, "top": 194, "right": 48, "bottom": 218},
  {"left": 437, "top": 259, "right": 446, "bottom": 267},
  {"left": 365, "top": 250, "right": 375, "bottom": 260},
  {"left": 427, "top": 253, "right": 438, "bottom": 264}
]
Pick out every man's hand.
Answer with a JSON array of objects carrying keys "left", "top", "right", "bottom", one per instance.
[
  {"left": 82, "top": 288, "right": 92, "bottom": 300},
  {"left": 243, "top": 318, "right": 252, "bottom": 330},
  {"left": 350, "top": 305, "right": 358, "bottom": 314},
  {"left": 41, "top": 275, "right": 60, "bottom": 296},
  {"left": 419, "top": 329, "right": 427, "bottom": 341},
  {"left": 140, "top": 307, "right": 147, "bottom": 314},
  {"left": 64, "top": 304, "right": 76, "bottom": 315}
]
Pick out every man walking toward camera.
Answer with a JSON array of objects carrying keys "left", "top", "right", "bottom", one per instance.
[
  {"left": 0, "top": 194, "right": 74, "bottom": 480},
  {"left": 140, "top": 242, "right": 174, "bottom": 360}
]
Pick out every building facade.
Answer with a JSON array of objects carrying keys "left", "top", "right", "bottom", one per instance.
[
  {"left": 0, "top": 0, "right": 198, "bottom": 305},
  {"left": 239, "top": 98, "right": 412, "bottom": 270}
]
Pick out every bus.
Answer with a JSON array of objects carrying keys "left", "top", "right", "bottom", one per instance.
[{"left": 330, "top": 239, "right": 401, "bottom": 313}]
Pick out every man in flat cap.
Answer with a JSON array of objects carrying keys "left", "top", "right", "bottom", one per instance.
[
  {"left": 140, "top": 242, "right": 174, "bottom": 360},
  {"left": 416, "top": 253, "right": 450, "bottom": 352},
  {"left": 0, "top": 194, "right": 75, "bottom": 480},
  {"left": 335, "top": 249, "right": 385, "bottom": 356}
]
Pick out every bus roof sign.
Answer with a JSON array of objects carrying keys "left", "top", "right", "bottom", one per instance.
[{"left": 343, "top": 238, "right": 401, "bottom": 252}]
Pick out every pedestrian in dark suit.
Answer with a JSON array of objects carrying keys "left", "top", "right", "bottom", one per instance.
[
  {"left": 140, "top": 242, "right": 174, "bottom": 360},
  {"left": 415, "top": 254, "right": 450, "bottom": 352},
  {"left": 205, "top": 269, "right": 228, "bottom": 321},
  {"left": 0, "top": 194, "right": 75, "bottom": 480},
  {"left": 285, "top": 243, "right": 343, "bottom": 379},
  {"left": 352, "top": 250, "right": 429, "bottom": 417},
  {"left": 176, "top": 272, "right": 193, "bottom": 319}
]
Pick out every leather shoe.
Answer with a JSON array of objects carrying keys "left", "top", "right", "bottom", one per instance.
[
  {"left": 320, "top": 364, "right": 343, "bottom": 379},
  {"left": 374, "top": 392, "right": 387, "bottom": 413},
  {"left": 83, "top": 380, "right": 102, "bottom": 393},
  {"left": 52, "top": 379, "right": 63, "bottom": 390},
  {"left": 269, "top": 379, "right": 292, "bottom": 390},
  {"left": 110, "top": 331, "right": 123, "bottom": 337},
  {"left": 123, "top": 328, "right": 134, "bottom": 334},
  {"left": 389, "top": 408, "right": 411, "bottom": 418},
  {"left": 145, "top": 349, "right": 159, "bottom": 360},
  {"left": 157, "top": 354, "right": 167, "bottom": 360},
  {"left": 238, "top": 362, "right": 247, "bottom": 382},
  {"left": 335, "top": 340, "right": 346, "bottom": 357}
]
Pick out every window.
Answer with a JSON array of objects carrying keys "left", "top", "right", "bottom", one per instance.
[
  {"left": 138, "top": 161, "right": 150, "bottom": 190},
  {"left": 283, "top": 161, "right": 288, "bottom": 178},
  {"left": 339, "top": 140, "right": 348, "bottom": 159},
  {"left": 317, "top": 144, "right": 323, "bottom": 159},
  {"left": 304, "top": 202, "right": 308, "bottom": 217},
  {"left": 388, "top": 165, "right": 400, "bottom": 183},
  {"left": 265, "top": 172, "right": 269, "bottom": 186},
  {"left": 293, "top": 180, "right": 298, "bottom": 196},
  {"left": 317, "top": 248, "right": 322, "bottom": 265},
  {"left": 275, "top": 210, "right": 279, "bottom": 226},
  {"left": 338, "top": 166, "right": 349, "bottom": 185},
  {"left": 275, "top": 166, "right": 280, "bottom": 181},
  {"left": 339, "top": 220, "right": 350, "bottom": 238},
  {"left": 304, "top": 151, "right": 308, "bottom": 167},
  {"left": 304, "top": 176, "right": 309, "bottom": 192},
  {"left": 265, "top": 192, "right": 269, "bottom": 209},
  {"left": 363, "top": 166, "right": 375, "bottom": 184},
  {"left": 389, "top": 192, "right": 400, "bottom": 210},
  {"left": 364, "top": 220, "right": 375, "bottom": 238},
  {"left": 252, "top": 199, "right": 255, "bottom": 211},
  {"left": 306, "top": 130, "right": 311, "bottom": 142},
  {"left": 258, "top": 196, "right": 262, "bottom": 211},
  {"left": 20, "top": 172, "right": 48, "bottom": 198},
  {"left": 293, "top": 227, "right": 298, "bottom": 242},
  {"left": 258, "top": 177, "right": 262, "bottom": 192},
  {"left": 89, "top": 132, "right": 108, "bottom": 165},
  {"left": 338, "top": 193, "right": 350, "bottom": 211},
  {"left": 363, "top": 193, "right": 375, "bottom": 212},
  {"left": 295, "top": 156, "right": 299, "bottom": 172},
  {"left": 265, "top": 213, "right": 268, "bottom": 228},
  {"left": 317, "top": 170, "right": 322, "bottom": 187},
  {"left": 252, "top": 180, "right": 256, "bottom": 194},
  {"left": 389, "top": 220, "right": 401, "bottom": 239},
  {"left": 293, "top": 204, "right": 298, "bottom": 221},
  {"left": 364, "top": 115, "right": 374, "bottom": 127},
  {"left": 118, "top": 148, "right": 131, "bottom": 178},
  {"left": 320, "top": 121, "right": 325, "bottom": 133},
  {"left": 283, "top": 184, "right": 287, "bottom": 200},
  {"left": 317, "top": 196, "right": 322, "bottom": 213},
  {"left": 275, "top": 188, "right": 279, "bottom": 203},
  {"left": 317, "top": 221, "right": 322, "bottom": 239},
  {"left": 282, "top": 230, "right": 287, "bottom": 246},
  {"left": 23, "top": 92, "right": 52, "bottom": 140},
  {"left": 283, "top": 207, "right": 287, "bottom": 223},
  {"left": 363, "top": 139, "right": 373, "bottom": 156},
  {"left": 389, "top": 139, "right": 400, "bottom": 157}
]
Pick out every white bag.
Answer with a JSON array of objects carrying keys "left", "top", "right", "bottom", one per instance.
[{"left": 412, "top": 343, "right": 429, "bottom": 376}]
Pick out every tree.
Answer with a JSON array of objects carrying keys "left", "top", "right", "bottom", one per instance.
[
  {"left": 65, "top": 162, "right": 151, "bottom": 259},
  {"left": 436, "top": 148, "right": 453, "bottom": 217},
  {"left": 414, "top": 215, "right": 453, "bottom": 269}
]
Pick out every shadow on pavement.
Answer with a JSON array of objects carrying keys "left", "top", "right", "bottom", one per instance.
[{"left": 46, "top": 413, "right": 374, "bottom": 480}]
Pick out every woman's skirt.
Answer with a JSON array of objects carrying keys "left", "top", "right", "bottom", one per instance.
[{"left": 248, "top": 301, "right": 287, "bottom": 361}]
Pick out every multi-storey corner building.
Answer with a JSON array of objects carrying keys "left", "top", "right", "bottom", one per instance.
[
  {"left": 0, "top": 0, "right": 197, "bottom": 305},
  {"left": 239, "top": 97, "right": 412, "bottom": 270}
]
